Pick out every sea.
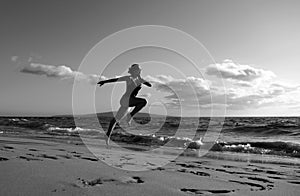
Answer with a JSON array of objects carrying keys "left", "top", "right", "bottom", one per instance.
[{"left": 1, "top": 115, "right": 300, "bottom": 165}]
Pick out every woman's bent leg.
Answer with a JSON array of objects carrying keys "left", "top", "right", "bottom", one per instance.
[{"left": 128, "top": 97, "right": 147, "bottom": 120}]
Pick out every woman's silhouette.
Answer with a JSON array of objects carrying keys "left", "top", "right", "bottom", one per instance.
[{"left": 97, "top": 64, "right": 152, "bottom": 145}]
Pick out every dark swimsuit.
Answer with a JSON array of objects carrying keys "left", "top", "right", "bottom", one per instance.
[
  {"left": 127, "top": 85, "right": 145, "bottom": 107},
  {"left": 130, "top": 85, "right": 141, "bottom": 97},
  {"left": 120, "top": 77, "right": 145, "bottom": 107}
]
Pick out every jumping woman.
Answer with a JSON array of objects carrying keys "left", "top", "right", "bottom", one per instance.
[{"left": 97, "top": 64, "right": 152, "bottom": 145}]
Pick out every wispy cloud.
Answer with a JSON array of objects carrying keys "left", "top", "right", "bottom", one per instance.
[
  {"left": 11, "top": 56, "right": 19, "bottom": 62},
  {"left": 17, "top": 58, "right": 105, "bottom": 85},
  {"left": 21, "top": 63, "right": 78, "bottom": 78},
  {"left": 206, "top": 59, "right": 275, "bottom": 82}
]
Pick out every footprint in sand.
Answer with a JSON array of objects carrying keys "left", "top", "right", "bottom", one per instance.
[
  {"left": 79, "top": 157, "right": 98, "bottom": 162},
  {"left": 189, "top": 170, "right": 210, "bottom": 177},
  {"left": 265, "top": 170, "right": 283, "bottom": 175},
  {"left": 77, "top": 177, "right": 105, "bottom": 187},
  {"left": 222, "top": 165, "right": 238, "bottom": 169},
  {"left": 288, "top": 181, "right": 300, "bottom": 185},
  {"left": 1, "top": 146, "right": 14, "bottom": 152},
  {"left": 57, "top": 154, "right": 73, "bottom": 159},
  {"left": 18, "top": 156, "right": 42, "bottom": 161},
  {"left": 38, "top": 154, "right": 58, "bottom": 160},
  {"left": 180, "top": 188, "right": 234, "bottom": 195},
  {"left": 76, "top": 176, "right": 144, "bottom": 187},
  {"left": 176, "top": 163, "right": 198, "bottom": 168},
  {"left": 69, "top": 151, "right": 83, "bottom": 155},
  {"left": 28, "top": 148, "right": 38, "bottom": 152},
  {"left": 68, "top": 151, "right": 92, "bottom": 159},
  {"left": 177, "top": 168, "right": 210, "bottom": 177},
  {"left": 3, "top": 146, "right": 14, "bottom": 149},
  {"left": 247, "top": 164, "right": 272, "bottom": 170},
  {"left": 77, "top": 176, "right": 144, "bottom": 188},
  {"left": 215, "top": 168, "right": 255, "bottom": 175},
  {"left": 151, "top": 167, "right": 165, "bottom": 171},
  {"left": 0, "top": 157, "right": 9, "bottom": 161},
  {"left": 248, "top": 168, "right": 283, "bottom": 176},
  {"left": 246, "top": 176, "right": 274, "bottom": 184},
  {"left": 119, "top": 176, "right": 144, "bottom": 184},
  {"left": 26, "top": 153, "right": 36, "bottom": 156},
  {"left": 229, "top": 180, "right": 266, "bottom": 191},
  {"left": 239, "top": 176, "right": 274, "bottom": 191},
  {"left": 267, "top": 175, "right": 286, "bottom": 180}
]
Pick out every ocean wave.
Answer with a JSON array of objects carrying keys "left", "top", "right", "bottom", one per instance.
[
  {"left": 3, "top": 118, "right": 47, "bottom": 129},
  {"left": 109, "top": 131, "right": 300, "bottom": 158},
  {"left": 110, "top": 130, "right": 193, "bottom": 147},
  {"left": 213, "top": 141, "right": 300, "bottom": 158},
  {"left": 47, "top": 126, "right": 100, "bottom": 134},
  {"left": 47, "top": 126, "right": 81, "bottom": 132},
  {"left": 0, "top": 118, "right": 76, "bottom": 131},
  {"left": 223, "top": 125, "right": 299, "bottom": 137}
]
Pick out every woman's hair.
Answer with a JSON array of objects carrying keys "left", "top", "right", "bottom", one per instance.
[{"left": 128, "top": 64, "right": 141, "bottom": 74}]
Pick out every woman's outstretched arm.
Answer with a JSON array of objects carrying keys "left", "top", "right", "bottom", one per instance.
[
  {"left": 143, "top": 81, "right": 152, "bottom": 87},
  {"left": 140, "top": 77, "right": 152, "bottom": 87},
  {"left": 97, "top": 76, "right": 128, "bottom": 86}
]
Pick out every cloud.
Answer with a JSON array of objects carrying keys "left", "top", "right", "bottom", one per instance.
[
  {"left": 19, "top": 62, "right": 105, "bottom": 85},
  {"left": 146, "top": 70, "right": 300, "bottom": 111},
  {"left": 139, "top": 93, "right": 151, "bottom": 98},
  {"left": 206, "top": 59, "right": 276, "bottom": 82},
  {"left": 11, "top": 56, "right": 18, "bottom": 62},
  {"left": 200, "top": 59, "right": 300, "bottom": 110},
  {"left": 145, "top": 75, "right": 214, "bottom": 109},
  {"left": 21, "top": 63, "right": 76, "bottom": 78},
  {"left": 223, "top": 80, "right": 300, "bottom": 110},
  {"left": 17, "top": 57, "right": 300, "bottom": 112},
  {"left": 147, "top": 75, "right": 210, "bottom": 94}
]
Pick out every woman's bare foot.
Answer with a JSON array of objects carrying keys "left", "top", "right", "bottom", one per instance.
[{"left": 125, "top": 113, "right": 132, "bottom": 126}]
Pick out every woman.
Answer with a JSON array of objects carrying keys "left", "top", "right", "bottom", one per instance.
[{"left": 97, "top": 64, "right": 152, "bottom": 145}]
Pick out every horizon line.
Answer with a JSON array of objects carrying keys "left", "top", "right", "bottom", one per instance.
[{"left": 1, "top": 111, "right": 299, "bottom": 118}]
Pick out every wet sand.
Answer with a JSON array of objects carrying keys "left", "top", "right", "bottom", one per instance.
[{"left": 0, "top": 136, "right": 299, "bottom": 196}]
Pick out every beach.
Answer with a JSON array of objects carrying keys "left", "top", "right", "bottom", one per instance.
[
  {"left": 1, "top": 134, "right": 299, "bottom": 196},
  {"left": 2, "top": 1, "right": 300, "bottom": 195}
]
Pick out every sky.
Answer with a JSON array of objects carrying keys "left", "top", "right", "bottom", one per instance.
[{"left": 1, "top": 0, "right": 300, "bottom": 116}]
